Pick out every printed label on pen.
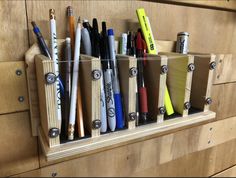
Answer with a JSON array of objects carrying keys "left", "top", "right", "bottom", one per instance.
[
  {"left": 52, "top": 31, "right": 61, "bottom": 110},
  {"left": 104, "top": 69, "right": 116, "bottom": 119}
]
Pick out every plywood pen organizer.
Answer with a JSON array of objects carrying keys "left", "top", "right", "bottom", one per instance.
[{"left": 26, "top": 40, "right": 216, "bottom": 161}]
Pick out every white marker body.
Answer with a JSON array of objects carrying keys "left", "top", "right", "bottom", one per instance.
[
  {"left": 104, "top": 69, "right": 116, "bottom": 131},
  {"left": 50, "top": 18, "right": 62, "bottom": 130},
  {"left": 100, "top": 73, "right": 107, "bottom": 133}
]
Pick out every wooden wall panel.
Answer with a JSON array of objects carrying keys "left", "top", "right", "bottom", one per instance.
[
  {"left": 155, "top": 0, "right": 236, "bottom": 11},
  {"left": 26, "top": 0, "right": 236, "bottom": 54},
  {"left": 16, "top": 116, "right": 235, "bottom": 176},
  {"left": 211, "top": 83, "right": 236, "bottom": 120},
  {"left": 213, "top": 165, "right": 236, "bottom": 177},
  {"left": 0, "top": 0, "right": 28, "bottom": 61},
  {"left": 213, "top": 54, "right": 236, "bottom": 84},
  {"left": 15, "top": 136, "right": 236, "bottom": 177},
  {"left": 0, "top": 112, "right": 39, "bottom": 177},
  {"left": 0, "top": 61, "right": 29, "bottom": 114}
]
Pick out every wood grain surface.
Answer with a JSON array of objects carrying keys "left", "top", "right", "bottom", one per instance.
[
  {"left": 14, "top": 116, "right": 236, "bottom": 177},
  {"left": 0, "top": 112, "right": 39, "bottom": 177},
  {"left": 0, "top": 0, "right": 28, "bottom": 61},
  {"left": 0, "top": 61, "right": 29, "bottom": 114},
  {"left": 26, "top": 0, "right": 236, "bottom": 55}
]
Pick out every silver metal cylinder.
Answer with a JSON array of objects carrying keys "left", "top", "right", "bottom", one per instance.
[{"left": 176, "top": 32, "right": 189, "bottom": 54}]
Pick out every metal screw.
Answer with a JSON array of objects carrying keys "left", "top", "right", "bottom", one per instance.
[
  {"left": 129, "top": 112, "right": 137, "bottom": 121},
  {"left": 92, "top": 120, "right": 101, "bottom": 129},
  {"left": 91, "top": 70, "right": 101, "bottom": 80},
  {"left": 48, "top": 128, "right": 60, "bottom": 138},
  {"left": 159, "top": 107, "right": 166, "bottom": 115},
  {"left": 18, "top": 96, "right": 24, "bottom": 102},
  {"left": 209, "top": 62, "right": 217, "bottom": 70},
  {"left": 161, "top": 65, "right": 168, "bottom": 74},
  {"left": 45, "top": 73, "right": 57, "bottom": 84},
  {"left": 16, "top": 69, "right": 22, "bottom": 76},
  {"left": 184, "top": 102, "right": 191, "bottom": 110},
  {"left": 51, "top": 172, "right": 57, "bottom": 177},
  {"left": 129, "top": 67, "right": 138, "bottom": 77},
  {"left": 188, "top": 63, "right": 195, "bottom": 72},
  {"left": 206, "top": 98, "right": 213, "bottom": 105}
]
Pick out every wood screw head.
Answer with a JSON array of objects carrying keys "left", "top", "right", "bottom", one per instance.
[
  {"left": 18, "top": 96, "right": 24, "bottom": 102},
  {"left": 184, "top": 102, "right": 191, "bottom": 110},
  {"left": 209, "top": 62, "right": 217, "bottom": 70},
  {"left": 159, "top": 107, "right": 166, "bottom": 115},
  {"left": 48, "top": 128, "right": 60, "bottom": 138},
  {"left": 16, "top": 69, "right": 22, "bottom": 76},
  {"left": 129, "top": 67, "right": 138, "bottom": 77},
  {"left": 161, "top": 65, "right": 168, "bottom": 74},
  {"left": 92, "top": 120, "right": 101, "bottom": 129},
  {"left": 206, "top": 98, "right": 213, "bottom": 105},
  {"left": 129, "top": 112, "right": 137, "bottom": 121},
  {"left": 45, "top": 72, "right": 57, "bottom": 84},
  {"left": 188, "top": 63, "right": 195, "bottom": 72},
  {"left": 92, "top": 70, "right": 101, "bottom": 80}
]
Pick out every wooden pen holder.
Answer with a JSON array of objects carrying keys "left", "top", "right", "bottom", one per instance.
[{"left": 26, "top": 40, "right": 216, "bottom": 161}]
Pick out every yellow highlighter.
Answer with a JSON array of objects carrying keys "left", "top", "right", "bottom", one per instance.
[{"left": 136, "top": 8, "right": 174, "bottom": 115}]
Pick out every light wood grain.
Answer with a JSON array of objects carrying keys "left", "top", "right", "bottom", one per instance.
[
  {"left": 80, "top": 55, "right": 101, "bottom": 137},
  {"left": 15, "top": 115, "right": 236, "bottom": 177},
  {"left": 14, "top": 138, "right": 236, "bottom": 177},
  {"left": 0, "top": 61, "right": 29, "bottom": 114},
  {"left": 117, "top": 55, "right": 137, "bottom": 129},
  {"left": 0, "top": 112, "right": 39, "bottom": 177},
  {"left": 25, "top": 40, "right": 65, "bottom": 136},
  {"left": 210, "top": 83, "right": 236, "bottom": 120},
  {"left": 0, "top": 0, "right": 28, "bottom": 61},
  {"left": 26, "top": 0, "right": 236, "bottom": 55},
  {"left": 213, "top": 165, "right": 236, "bottom": 177},
  {"left": 143, "top": 54, "right": 167, "bottom": 123},
  {"left": 35, "top": 55, "right": 60, "bottom": 147},
  {"left": 156, "top": 0, "right": 236, "bottom": 11},
  {"left": 161, "top": 52, "right": 193, "bottom": 116},
  {"left": 190, "top": 54, "right": 216, "bottom": 111},
  {"left": 213, "top": 54, "right": 236, "bottom": 84}
]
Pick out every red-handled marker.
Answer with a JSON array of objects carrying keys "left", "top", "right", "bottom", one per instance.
[{"left": 136, "top": 32, "right": 149, "bottom": 123}]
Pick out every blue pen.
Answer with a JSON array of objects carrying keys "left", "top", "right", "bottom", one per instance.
[
  {"left": 108, "top": 29, "right": 124, "bottom": 129},
  {"left": 32, "top": 21, "right": 65, "bottom": 96}
]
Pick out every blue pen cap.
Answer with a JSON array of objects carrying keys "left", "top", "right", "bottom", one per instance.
[{"left": 108, "top": 29, "right": 114, "bottom": 36}]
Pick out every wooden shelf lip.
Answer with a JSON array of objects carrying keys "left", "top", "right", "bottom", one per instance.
[{"left": 39, "top": 111, "right": 216, "bottom": 161}]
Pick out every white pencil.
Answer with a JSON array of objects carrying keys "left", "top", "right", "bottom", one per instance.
[
  {"left": 49, "top": 9, "right": 62, "bottom": 131},
  {"left": 68, "top": 17, "right": 82, "bottom": 140}
]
